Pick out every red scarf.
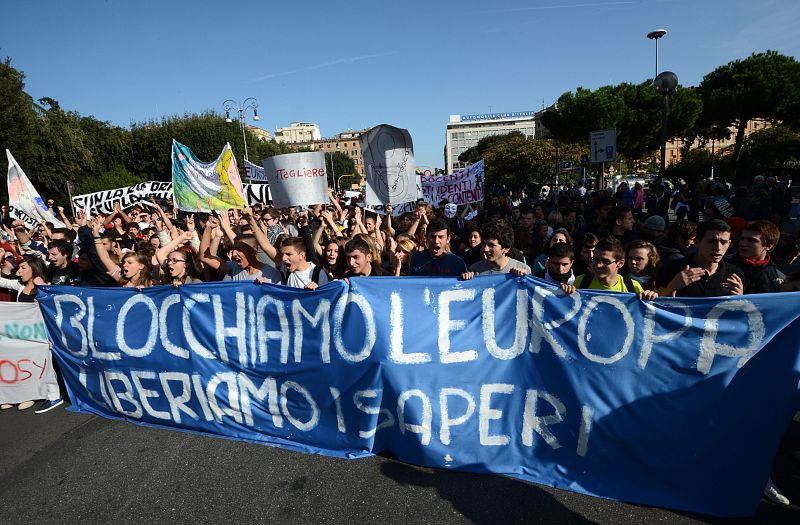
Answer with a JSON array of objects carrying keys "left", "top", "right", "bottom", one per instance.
[{"left": 739, "top": 255, "right": 771, "bottom": 267}]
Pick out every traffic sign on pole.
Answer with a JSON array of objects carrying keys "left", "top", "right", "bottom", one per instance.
[
  {"left": 561, "top": 161, "right": 573, "bottom": 170},
  {"left": 589, "top": 129, "right": 617, "bottom": 163}
]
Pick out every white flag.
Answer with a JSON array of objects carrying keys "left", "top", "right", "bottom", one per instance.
[{"left": 6, "top": 150, "right": 65, "bottom": 229}]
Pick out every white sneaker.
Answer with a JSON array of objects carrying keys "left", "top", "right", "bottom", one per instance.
[
  {"left": 1, "top": 404, "right": 12, "bottom": 410},
  {"left": 764, "top": 478, "right": 791, "bottom": 505},
  {"left": 17, "top": 400, "right": 35, "bottom": 411}
]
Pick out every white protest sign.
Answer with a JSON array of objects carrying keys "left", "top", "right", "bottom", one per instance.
[
  {"left": 262, "top": 151, "right": 328, "bottom": 208},
  {"left": 421, "top": 160, "right": 484, "bottom": 205},
  {"left": 360, "top": 125, "right": 420, "bottom": 206},
  {"left": 0, "top": 303, "right": 61, "bottom": 404}
]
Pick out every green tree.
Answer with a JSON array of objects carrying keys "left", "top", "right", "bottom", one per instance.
[
  {"left": 482, "top": 136, "right": 587, "bottom": 189},
  {"left": 542, "top": 81, "right": 701, "bottom": 160},
  {"left": 697, "top": 50, "right": 800, "bottom": 182},
  {"left": 458, "top": 131, "right": 524, "bottom": 164},
  {"left": 325, "top": 150, "right": 358, "bottom": 190},
  {"left": 0, "top": 58, "right": 37, "bottom": 161},
  {"left": 76, "top": 165, "right": 146, "bottom": 194},
  {"left": 128, "top": 112, "right": 289, "bottom": 181}
]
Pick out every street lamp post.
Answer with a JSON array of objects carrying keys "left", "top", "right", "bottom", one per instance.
[
  {"left": 223, "top": 98, "right": 260, "bottom": 163},
  {"left": 646, "top": 29, "right": 667, "bottom": 79},
  {"left": 654, "top": 71, "right": 679, "bottom": 176}
]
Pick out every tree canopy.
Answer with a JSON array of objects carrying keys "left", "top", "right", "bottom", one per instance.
[
  {"left": 541, "top": 81, "right": 701, "bottom": 160},
  {"left": 697, "top": 50, "right": 800, "bottom": 182}
]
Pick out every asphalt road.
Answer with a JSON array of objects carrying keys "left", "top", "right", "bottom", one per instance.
[{"left": 1, "top": 405, "right": 799, "bottom": 524}]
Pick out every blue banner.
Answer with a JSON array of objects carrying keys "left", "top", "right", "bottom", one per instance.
[{"left": 37, "top": 277, "right": 800, "bottom": 517}]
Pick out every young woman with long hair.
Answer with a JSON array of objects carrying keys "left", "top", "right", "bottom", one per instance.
[{"left": 625, "top": 240, "right": 661, "bottom": 291}]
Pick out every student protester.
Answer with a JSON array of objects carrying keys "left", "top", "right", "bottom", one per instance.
[
  {"left": 0, "top": 244, "right": 21, "bottom": 301},
  {"left": 321, "top": 239, "right": 347, "bottom": 279},
  {"left": 343, "top": 236, "right": 381, "bottom": 277},
  {"left": 533, "top": 242, "right": 576, "bottom": 285},
  {"left": 199, "top": 216, "right": 282, "bottom": 283},
  {"left": 46, "top": 239, "right": 80, "bottom": 286},
  {"left": 572, "top": 232, "right": 599, "bottom": 277},
  {"left": 0, "top": 255, "right": 48, "bottom": 302},
  {"left": 625, "top": 240, "right": 660, "bottom": 291},
  {"left": 118, "top": 252, "right": 154, "bottom": 288},
  {"left": 459, "top": 225, "right": 483, "bottom": 267},
  {"left": 461, "top": 222, "right": 530, "bottom": 279},
  {"left": 657, "top": 219, "right": 697, "bottom": 270},
  {"left": 731, "top": 220, "right": 792, "bottom": 505},
  {"left": 528, "top": 220, "right": 551, "bottom": 260},
  {"left": 410, "top": 218, "right": 467, "bottom": 276},
  {"left": 387, "top": 236, "right": 417, "bottom": 276},
  {"left": 638, "top": 215, "right": 667, "bottom": 245},
  {"left": 733, "top": 220, "right": 784, "bottom": 294},
  {"left": 269, "top": 237, "right": 330, "bottom": 290},
  {"left": 607, "top": 205, "right": 636, "bottom": 246},
  {"left": 562, "top": 237, "right": 658, "bottom": 300},
  {"left": 163, "top": 245, "right": 203, "bottom": 285},
  {"left": 657, "top": 220, "right": 745, "bottom": 297},
  {"left": 531, "top": 228, "right": 572, "bottom": 274}
]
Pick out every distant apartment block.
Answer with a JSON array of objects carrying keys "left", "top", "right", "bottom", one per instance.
[
  {"left": 289, "top": 129, "right": 368, "bottom": 177},
  {"left": 444, "top": 111, "right": 549, "bottom": 174},
  {"left": 246, "top": 124, "right": 272, "bottom": 142},
  {"left": 274, "top": 122, "right": 321, "bottom": 144}
]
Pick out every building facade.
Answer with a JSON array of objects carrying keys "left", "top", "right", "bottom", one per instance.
[
  {"left": 246, "top": 125, "right": 272, "bottom": 142},
  {"left": 444, "top": 111, "right": 547, "bottom": 174},
  {"left": 290, "top": 129, "right": 368, "bottom": 178},
  {"left": 665, "top": 118, "right": 771, "bottom": 168},
  {"left": 274, "top": 122, "right": 321, "bottom": 144}
]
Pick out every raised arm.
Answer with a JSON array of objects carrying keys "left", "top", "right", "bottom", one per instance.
[
  {"left": 155, "top": 230, "right": 194, "bottom": 265},
  {"left": 242, "top": 207, "right": 279, "bottom": 265},
  {"left": 198, "top": 216, "right": 229, "bottom": 274},
  {"left": 91, "top": 216, "right": 122, "bottom": 281}
]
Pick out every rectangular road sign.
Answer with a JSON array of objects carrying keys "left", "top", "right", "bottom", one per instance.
[
  {"left": 589, "top": 129, "right": 617, "bottom": 163},
  {"left": 561, "top": 161, "right": 573, "bottom": 170}
]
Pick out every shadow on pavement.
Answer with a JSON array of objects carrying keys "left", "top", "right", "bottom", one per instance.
[{"left": 379, "top": 460, "right": 599, "bottom": 525}]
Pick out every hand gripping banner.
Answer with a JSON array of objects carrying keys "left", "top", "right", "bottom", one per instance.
[{"left": 37, "top": 276, "right": 800, "bottom": 517}]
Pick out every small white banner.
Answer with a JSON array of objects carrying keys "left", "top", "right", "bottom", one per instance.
[
  {"left": 421, "top": 159, "right": 484, "bottom": 205},
  {"left": 262, "top": 151, "right": 328, "bottom": 208},
  {"left": 0, "top": 303, "right": 60, "bottom": 404}
]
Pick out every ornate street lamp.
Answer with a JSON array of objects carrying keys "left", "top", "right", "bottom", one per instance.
[{"left": 223, "top": 98, "right": 260, "bottom": 163}]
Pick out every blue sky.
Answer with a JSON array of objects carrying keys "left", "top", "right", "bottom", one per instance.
[{"left": 3, "top": 0, "right": 798, "bottom": 171}]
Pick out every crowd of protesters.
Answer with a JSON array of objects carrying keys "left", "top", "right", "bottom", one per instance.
[{"left": 1, "top": 174, "right": 799, "bottom": 501}]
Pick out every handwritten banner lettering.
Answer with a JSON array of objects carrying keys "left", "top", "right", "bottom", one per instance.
[{"left": 37, "top": 278, "right": 800, "bottom": 517}]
